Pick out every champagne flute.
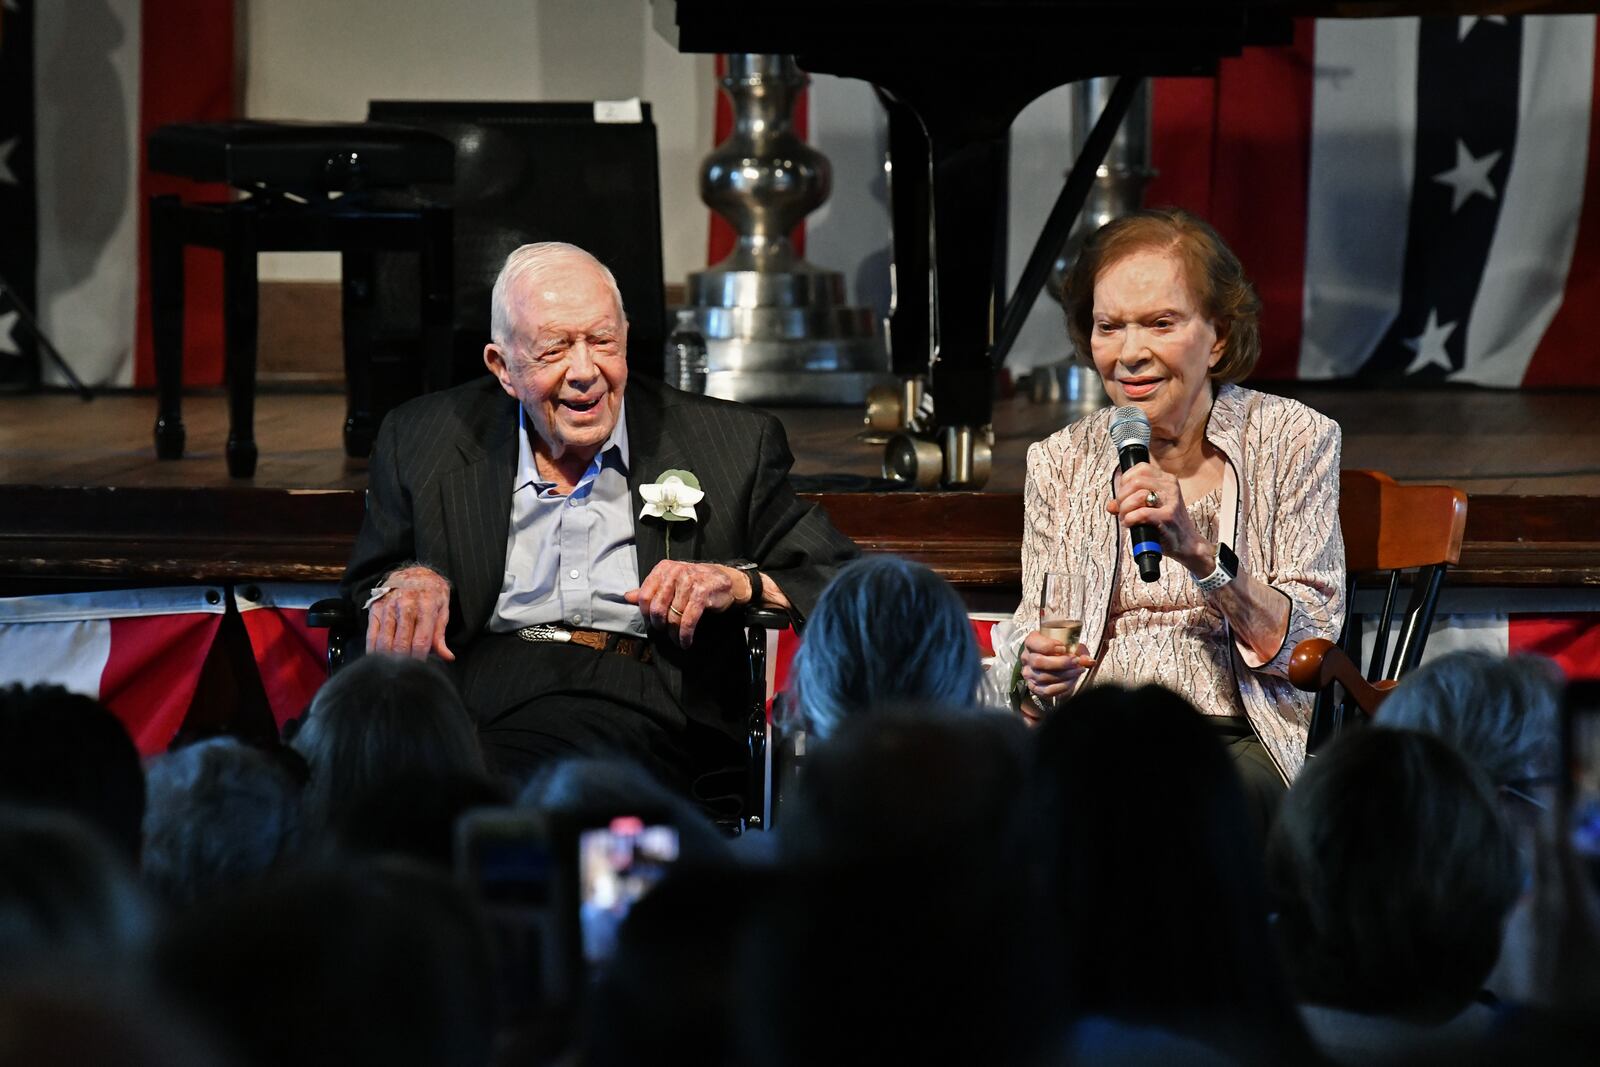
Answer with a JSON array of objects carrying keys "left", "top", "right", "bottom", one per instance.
[{"left": 1037, "top": 572, "right": 1085, "bottom": 712}]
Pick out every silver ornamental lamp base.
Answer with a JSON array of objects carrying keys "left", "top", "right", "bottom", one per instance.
[
  {"left": 683, "top": 245, "right": 892, "bottom": 407},
  {"left": 683, "top": 54, "right": 891, "bottom": 406}
]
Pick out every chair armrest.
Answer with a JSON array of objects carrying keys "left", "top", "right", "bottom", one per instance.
[
  {"left": 305, "top": 597, "right": 364, "bottom": 673},
  {"left": 1288, "top": 637, "right": 1397, "bottom": 716},
  {"left": 306, "top": 597, "right": 356, "bottom": 629},
  {"left": 744, "top": 606, "right": 792, "bottom": 632}
]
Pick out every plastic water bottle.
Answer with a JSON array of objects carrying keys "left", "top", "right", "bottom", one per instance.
[{"left": 664, "top": 309, "right": 708, "bottom": 394}]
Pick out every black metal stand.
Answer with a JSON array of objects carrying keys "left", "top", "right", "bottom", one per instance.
[{"left": 0, "top": 273, "right": 94, "bottom": 401}]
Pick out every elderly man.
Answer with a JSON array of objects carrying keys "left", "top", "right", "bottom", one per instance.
[{"left": 344, "top": 242, "right": 857, "bottom": 792}]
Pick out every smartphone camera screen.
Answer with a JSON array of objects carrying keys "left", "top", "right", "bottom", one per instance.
[
  {"left": 1566, "top": 682, "right": 1600, "bottom": 861},
  {"left": 577, "top": 816, "right": 680, "bottom": 967}
]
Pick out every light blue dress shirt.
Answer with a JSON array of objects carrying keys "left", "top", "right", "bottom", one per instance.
[{"left": 489, "top": 404, "right": 647, "bottom": 636}]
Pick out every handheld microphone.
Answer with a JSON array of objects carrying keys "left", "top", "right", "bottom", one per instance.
[{"left": 1109, "top": 406, "right": 1162, "bottom": 583}]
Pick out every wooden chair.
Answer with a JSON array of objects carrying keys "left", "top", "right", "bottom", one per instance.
[{"left": 1288, "top": 470, "right": 1468, "bottom": 751}]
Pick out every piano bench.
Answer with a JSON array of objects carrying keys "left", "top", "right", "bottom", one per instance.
[{"left": 147, "top": 120, "right": 455, "bottom": 478}]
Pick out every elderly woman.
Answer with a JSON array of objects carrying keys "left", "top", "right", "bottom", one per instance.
[{"left": 1012, "top": 208, "right": 1345, "bottom": 812}]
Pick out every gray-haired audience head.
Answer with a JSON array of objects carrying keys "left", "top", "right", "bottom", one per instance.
[
  {"left": 1267, "top": 727, "right": 1520, "bottom": 1023},
  {"left": 291, "top": 654, "right": 485, "bottom": 834},
  {"left": 787, "top": 556, "right": 982, "bottom": 740},
  {"left": 142, "top": 738, "right": 301, "bottom": 908},
  {"left": 1376, "top": 650, "right": 1562, "bottom": 789},
  {"left": 0, "top": 806, "right": 154, "bottom": 972}
]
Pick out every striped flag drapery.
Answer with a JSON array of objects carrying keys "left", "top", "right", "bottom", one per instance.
[
  {"left": 0, "top": 0, "right": 232, "bottom": 390},
  {"left": 1151, "top": 13, "right": 1600, "bottom": 386},
  {"left": 0, "top": 587, "right": 225, "bottom": 754}
]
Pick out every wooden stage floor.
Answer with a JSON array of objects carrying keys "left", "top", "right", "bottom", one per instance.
[{"left": 2, "top": 383, "right": 1599, "bottom": 496}]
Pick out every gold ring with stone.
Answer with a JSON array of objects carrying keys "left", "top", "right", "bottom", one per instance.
[{"left": 1145, "top": 490, "right": 1160, "bottom": 509}]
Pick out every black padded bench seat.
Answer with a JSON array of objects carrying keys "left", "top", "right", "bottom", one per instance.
[{"left": 148, "top": 120, "right": 455, "bottom": 478}]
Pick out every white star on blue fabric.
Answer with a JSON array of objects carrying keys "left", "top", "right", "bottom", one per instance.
[
  {"left": 1403, "top": 309, "right": 1458, "bottom": 375},
  {"left": 0, "top": 310, "right": 20, "bottom": 357},
  {"left": 0, "top": 139, "right": 16, "bottom": 186},
  {"left": 1459, "top": 15, "right": 1509, "bottom": 42},
  {"left": 1432, "top": 140, "right": 1502, "bottom": 213}
]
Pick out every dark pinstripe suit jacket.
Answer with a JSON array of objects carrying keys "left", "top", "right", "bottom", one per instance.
[{"left": 344, "top": 374, "right": 859, "bottom": 738}]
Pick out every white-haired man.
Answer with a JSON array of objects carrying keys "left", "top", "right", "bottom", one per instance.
[{"left": 344, "top": 242, "right": 858, "bottom": 793}]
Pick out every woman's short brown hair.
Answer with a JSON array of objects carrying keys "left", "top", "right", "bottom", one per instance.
[{"left": 1063, "top": 207, "right": 1261, "bottom": 383}]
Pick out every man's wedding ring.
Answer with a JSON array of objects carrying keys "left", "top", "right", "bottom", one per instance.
[
  {"left": 668, "top": 605, "right": 683, "bottom": 617},
  {"left": 1145, "top": 490, "right": 1160, "bottom": 509}
]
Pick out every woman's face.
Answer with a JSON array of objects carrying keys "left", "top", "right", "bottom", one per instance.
[{"left": 1089, "top": 249, "right": 1225, "bottom": 441}]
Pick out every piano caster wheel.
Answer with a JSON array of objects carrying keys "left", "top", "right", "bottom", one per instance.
[
  {"left": 344, "top": 413, "right": 376, "bottom": 459},
  {"left": 226, "top": 437, "right": 259, "bottom": 479},
  {"left": 154, "top": 416, "right": 186, "bottom": 460},
  {"left": 863, "top": 385, "right": 903, "bottom": 432},
  {"left": 883, "top": 432, "right": 943, "bottom": 489},
  {"left": 940, "top": 425, "right": 991, "bottom": 490}
]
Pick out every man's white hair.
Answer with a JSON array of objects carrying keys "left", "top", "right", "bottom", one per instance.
[{"left": 489, "top": 242, "right": 627, "bottom": 349}]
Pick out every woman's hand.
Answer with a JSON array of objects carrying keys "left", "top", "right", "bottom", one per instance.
[
  {"left": 1019, "top": 629, "right": 1096, "bottom": 721},
  {"left": 1106, "top": 460, "right": 1208, "bottom": 574}
]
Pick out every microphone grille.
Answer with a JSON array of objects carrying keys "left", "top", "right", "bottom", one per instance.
[{"left": 1108, "top": 406, "right": 1151, "bottom": 450}]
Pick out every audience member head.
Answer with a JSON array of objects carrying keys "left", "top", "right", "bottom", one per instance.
[
  {"left": 786, "top": 556, "right": 982, "bottom": 740},
  {"left": 1028, "top": 684, "right": 1308, "bottom": 1060},
  {"left": 1267, "top": 727, "right": 1521, "bottom": 1021},
  {"left": 0, "top": 979, "right": 230, "bottom": 1067},
  {"left": 737, "top": 711, "right": 1060, "bottom": 1066},
  {"left": 1063, "top": 206, "right": 1261, "bottom": 382},
  {"left": 141, "top": 738, "right": 301, "bottom": 908},
  {"left": 0, "top": 806, "right": 153, "bottom": 973},
  {"left": 0, "top": 684, "right": 145, "bottom": 861},
  {"left": 155, "top": 859, "right": 495, "bottom": 1067},
  {"left": 1377, "top": 650, "right": 1562, "bottom": 792},
  {"left": 289, "top": 654, "right": 484, "bottom": 834},
  {"left": 778, "top": 704, "right": 1030, "bottom": 869},
  {"left": 580, "top": 868, "right": 764, "bottom": 1067},
  {"left": 518, "top": 757, "right": 728, "bottom": 865},
  {"left": 336, "top": 769, "right": 507, "bottom": 871}
]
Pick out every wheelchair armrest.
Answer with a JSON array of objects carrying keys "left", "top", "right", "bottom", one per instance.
[
  {"left": 306, "top": 597, "right": 364, "bottom": 673},
  {"left": 306, "top": 597, "right": 356, "bottom": 630},
  {"left": 744, "top": 606, "right": 792, "bottom": 632}
]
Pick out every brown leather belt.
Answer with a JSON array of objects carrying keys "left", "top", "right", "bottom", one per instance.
[{"left": 515, "top": 624, "right": 653, "bottom": 663}]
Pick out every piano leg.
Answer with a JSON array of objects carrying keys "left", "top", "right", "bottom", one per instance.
[
  {"left": 925, "top": 118, "right": 1009, "bottom": 487},
  {"left": 881, "top": 91, "right": 933, "bottom": 383}
]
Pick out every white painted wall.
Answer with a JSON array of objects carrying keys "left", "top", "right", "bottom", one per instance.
[{"left": 241, "top": 0, "right": 715, "bottom": 283}]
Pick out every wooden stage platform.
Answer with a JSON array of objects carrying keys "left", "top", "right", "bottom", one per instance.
[{"left": 2, "top": 384, "right": 1598, "bottom": 600}]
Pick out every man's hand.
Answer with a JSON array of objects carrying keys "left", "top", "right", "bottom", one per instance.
[
  {"left": 366, "top": 565, "right": 455, "bottom": 661},
  {"left": 626, "top": 561, "right": 751, "bottom": 650}
]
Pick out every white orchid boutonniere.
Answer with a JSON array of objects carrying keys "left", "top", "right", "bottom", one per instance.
[{"left": 639, "top": 469, "right": 704, "bottom": 558}]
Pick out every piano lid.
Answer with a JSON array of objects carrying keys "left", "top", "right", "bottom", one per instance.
[{"left": 654, "top": 0, "right": 1600, "bottom": 57}]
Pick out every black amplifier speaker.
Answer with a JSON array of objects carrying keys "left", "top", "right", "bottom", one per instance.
[{"left": 359, "top": 100, "right": 667, "bottom": 388}]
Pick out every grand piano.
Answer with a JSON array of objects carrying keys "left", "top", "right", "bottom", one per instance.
[{"left": 654, "top": 1, "right": 1592, "bottom": 487}]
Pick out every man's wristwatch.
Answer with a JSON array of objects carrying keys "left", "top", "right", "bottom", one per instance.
[
  {"left": 726, "top": 560, "right": 765, "bottom": 607},
  {"left": 1194, "top": 542, "right": 1238, "bottom": 594}
]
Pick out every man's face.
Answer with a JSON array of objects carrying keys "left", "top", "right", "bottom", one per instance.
[{"left": 485, "top": 259, "right": 628, "bottom": 462}]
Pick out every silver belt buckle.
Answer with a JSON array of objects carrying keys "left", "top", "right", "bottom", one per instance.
[{"left": 516, "top": 624, "right": 572, "bottom": 644}]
